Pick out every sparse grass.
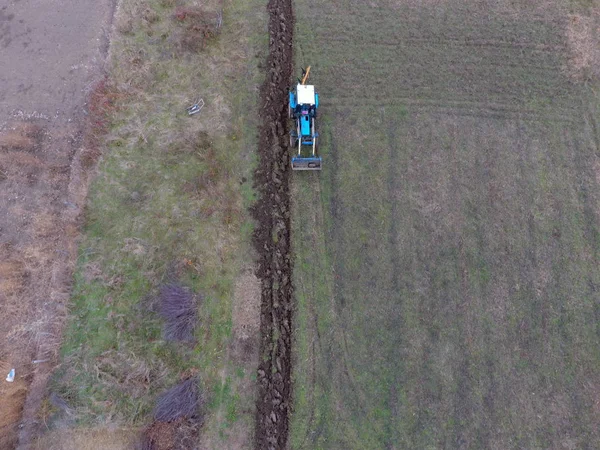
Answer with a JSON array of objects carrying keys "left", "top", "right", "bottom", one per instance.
[
  {"left": 49, "top": 0, "right": 267, "bottom": 446},
  {"left": 292, "top": 1, "right": 600, "bottom": 448}
]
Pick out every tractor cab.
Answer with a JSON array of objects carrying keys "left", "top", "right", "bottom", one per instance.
[
  {"left": 296, "top": 102, "right": 316, "bottom": 118},
  {"left": 289, "top": 72, "right": 321, "bottom": 171},
  {"left": 297, "top": 103, "right": 315, "bottom": 140}
]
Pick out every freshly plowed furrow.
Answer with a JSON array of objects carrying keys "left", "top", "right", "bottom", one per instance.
[{"left": 252, "top": 0, "right": 294, "bottom": 449}]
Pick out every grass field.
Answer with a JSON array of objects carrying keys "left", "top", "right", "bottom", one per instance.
[
  {"left": 39, "top": 0, "right": 267, "bottom": 447},
  {"left": 291, "top": 1, "right": 600, "bottom": 448}
]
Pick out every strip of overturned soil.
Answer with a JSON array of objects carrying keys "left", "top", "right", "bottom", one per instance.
[{"left": 252, "top": 0, "right": 294, "bottom": 448}]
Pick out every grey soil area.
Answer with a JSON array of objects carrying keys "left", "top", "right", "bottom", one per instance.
[
  {"left": 0, "top": 0, "right": 113, "bottom": 125},
  {"left": 0, "top": 0, "right": 116, "bottom": 448}
]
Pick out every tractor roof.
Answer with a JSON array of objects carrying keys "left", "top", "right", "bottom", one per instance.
[{"left": 297, "top": 84, "right": 316, "bottom": 105}]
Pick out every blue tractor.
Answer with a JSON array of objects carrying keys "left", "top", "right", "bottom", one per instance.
[{"left": 289, "top": 67, "right": 321, "bottom": 171}]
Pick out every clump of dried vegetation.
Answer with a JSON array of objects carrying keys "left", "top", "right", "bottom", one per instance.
[
  {"left": 0, "top": 122, "right": 42, "bottom": 152},
  {"left": 82, "top": 76, "right": 122, "bottom": 168},
  {"left": 172, "top": 6, "right": 222, "bottom": 53},
  {"left": 153, "top": 377, "right": 203, "bottom": 422},
  {"left": 139, "top": 377, "right": 204, "bottom": 450},
  {"left": 0, "top": 121, "right": 45, "bottom": 183},
  {"left": 158, "top": 283, "right": 200, "bottom": 342}
]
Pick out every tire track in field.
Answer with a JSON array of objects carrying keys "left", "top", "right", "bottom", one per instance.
[
  {"left": 385, "top": 115, "right": 404, "bottom": 450},
  {"left": 252, "top": 0, "right": 294, "bottom": 448}
]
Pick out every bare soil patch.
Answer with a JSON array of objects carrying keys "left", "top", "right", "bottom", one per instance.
[
  {"left": 141, "top": 418, "right": 201, "bottom": 450},
  {"left": 140, "top": 377, "right": 203, "bottom": 450},
  {"left": 142, "top": 420, "right": 181, "bottom": 450}
]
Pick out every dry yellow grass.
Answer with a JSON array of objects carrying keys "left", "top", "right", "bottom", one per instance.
[
  {"left": 32, "top": 212, "right": 59, "bottom": 239},
  {"left": 0, "top": 248, "right": 31, "bottom": 446},
  {"left": 232, "top": 271, "right": 260, "bottom": 342},
  {"left": 0, "top": 132, "right": 35, "bottom": 151},
  {"left": 0, "top": 151, "right": 44, "bottom": 169},
  {"left": 31, "top": 428, "right": 139, "bottom": 450},
  {"left": 21, "top": 243, "right": 53, "bottom": 269},
  {"left": 0, "top": 361, "right": 28, "bottom": 449},
  {"left": 0, "top": 122, "right": 42, "bottom": 152},
  {"left": 0, "top": 257, "right": 26, "bottom": 297},
  {"left": 566, "top": 13, "right": 600, "bottom": 82}
]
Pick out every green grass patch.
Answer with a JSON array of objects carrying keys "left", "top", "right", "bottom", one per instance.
[
  {"left": 291, "top": 1, "right": 600, "bottom": 448},
  {"left": 49, "top": 0, "right": 267, "bottom": 445}
]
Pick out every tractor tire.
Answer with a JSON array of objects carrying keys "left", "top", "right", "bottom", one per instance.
[{"left": 289, "top": 133, "right": 297, "bottom": 148}]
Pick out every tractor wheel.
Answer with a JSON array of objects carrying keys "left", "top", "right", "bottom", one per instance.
[{"left": 288, "top": 103, "right": 293, "bottom": 119}]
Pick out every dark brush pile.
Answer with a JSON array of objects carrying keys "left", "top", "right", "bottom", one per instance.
[
  {"left": 158, "top": 283, "right": 199, "bottom": 342},
  {"left": 153, "top": 377, "right": 203, "bottom": 423}
]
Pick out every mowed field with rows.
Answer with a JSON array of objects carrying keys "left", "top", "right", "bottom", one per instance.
[{"left": 291, "top": 0, "right": 600, "bottom": 448}]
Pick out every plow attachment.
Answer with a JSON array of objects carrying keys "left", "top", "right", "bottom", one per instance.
[{"left": 291, "top": 156, "right": 322, "bottom": 171}]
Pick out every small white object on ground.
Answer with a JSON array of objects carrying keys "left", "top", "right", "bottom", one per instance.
[
  {"left": 6, "top": 368, "right": 15, "bottom": 383},
  {"left": 186, "top": 98, "right": 205, "bottom": 116}
]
